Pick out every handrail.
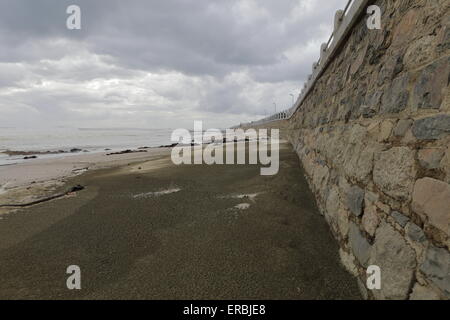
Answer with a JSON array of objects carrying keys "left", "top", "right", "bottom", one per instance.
[{"left": 239, "top": 0, "right": 370, "bottom": 128}]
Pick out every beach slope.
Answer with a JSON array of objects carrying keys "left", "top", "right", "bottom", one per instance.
[{"left": 0, "top": 142, "right": 361, "bottom": 299}]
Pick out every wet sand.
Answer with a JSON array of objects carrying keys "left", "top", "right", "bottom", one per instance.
[
  {"left": 0, "top": 148, "right": 171, "bottom": 216},
  {"left": 0, "top": 142, "right": 361, "bottom": 300}
]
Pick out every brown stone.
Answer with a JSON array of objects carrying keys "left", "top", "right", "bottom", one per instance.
[
  {"left": 362, "top": 205, "right": 380, "bottom": 237},
  {"left": 378, "top": 120, "right": 395, "bottom": 142},
  {"left": 404, "top": 36, "right": 437, "bottom": 68},
  {"left": 393, "top": 119, "right": 413, "bottom": 137},
  {"left": 412, "top": 178, "right": 450, "bottom": 235},
  {"left": 392, "top": 9, "right": 419, "bottom": 47},
  {"left": 418, "top": 148, "right": 445, "bottom": 170},
  {"left": 373, "top": 147, "right": 417, "bottom": 200},
  {"left": 410, "top": 283, "right": 441, "bottom": 300},
  {"left": 441, "top": 147, "right": 450, "bottom": 184}
]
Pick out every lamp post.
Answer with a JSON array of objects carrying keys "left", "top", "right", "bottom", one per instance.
[
  {"left": 273, "top": 102, "right": 277, "bottom": 114},
  {"left": 289, "top": 94, "right": 294, "bottom": 105}
]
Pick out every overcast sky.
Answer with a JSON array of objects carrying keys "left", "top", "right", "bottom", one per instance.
[{"left": 0, "top": 0, "right": 347, "bottom": 129}]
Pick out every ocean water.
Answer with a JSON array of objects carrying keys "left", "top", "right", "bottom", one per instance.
[{"left": 0, "top": 127, "right": 176, "bottom": 166}]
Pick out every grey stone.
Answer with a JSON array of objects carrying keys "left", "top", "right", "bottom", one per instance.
[
  {"left": 369, "top": 222, "right": 416, "bottom": 300},
  {"left": 346, "top": 185, "right": 365, "bottom": 216},
  {"left": 349, "top": 223, "right": 371, "bottom": 267},
  {"left": 381, "top": 74, "right": 410, "bottom": 114},
  {"left": 412, "top": 115, "right": 450, "bottom": 140},
  {"left": 363, "top": 91, "right": 383, "bottom": 117},
  {"left": 378, "top": 54, "right": 404, "bottom": 86},
  {"left": 405, "top": 223, "right": 427, "bottom": 244},
  {"left": 420, "top": 245, "right": 450, "bottom": 298},
  {"left": 393, "top": 119, "right": 413, "bottom": 137},
  {"left": 361, "top": 105, "right": 377, "bottom": 118},
  {"left": 391, "top": 211, "right": 410, "bottom": 227},
  {"left": 437, "top": 26, "right": 450, "bottom": 53},
  {"left": 413, "top": 58, "right": 450, "bottom": 110}
]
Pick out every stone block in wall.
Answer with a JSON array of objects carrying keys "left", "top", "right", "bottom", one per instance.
[
  {"left": 377, "top": 54, "right": 404, "bottom": 86},
  {"left": 362, "top": 204, "right": 381, "bottom": 237},
  {"left": 437, "top": 23, "right": 450, "bottom": 54},
  {"left": 441, "top": 147, "right": 450, "bottom": 184},
  {"left": 311, "top": 161, "right": 330, "bottom": 192},
  {"left": 412, "top": 58, "right": 450, "bottom": 110},
  {"left": 418, "top": 148, "right": 445, "bottom": 169},
  {"left": 412, "top": 115, "right": 450, "bottom": 140},
  {"left": 404, "top": 35, "right": 437, "bottom": 69},
  {"left": 441, "top": 84, "right": 450, "bottom": 111},
  {"left": 325, "top": 186, "right": 340, "bottom": 232},
  {"left": 349, "top": 223, "right": 371, "bottom": 267},
  {"left": 369, "top": 222, "right": 416, "bottom": 300},
  {"left": 373, "top": 147, "right": 417, "bottom": 200},
  {"left": 420, "top": 245, "right": 450, "bottom": 298},
  {"left": 337, "top": 208, "right": 350, "bottom": 239},
  {"left": 410, "top": 283, "right": 441, "bottom": 300},
  {"left": 341, "top": 125, "right": 379, "bottom": 183},
  {"left": 343, "top": 143, "right": 377, "bottom": 183},
  {"left": 378, "top": 120, "right": 395, "bottom": 142},
  {"left": 339, "top": 248, "right": 359, "bottom": 277},
  {"left": 392, "top": 9, "right": 419, "bottom": 48},
  {"left": 390, "top": 211, "right": 410, "bottom": 228},
  {"left": 393, "top": 119, "right": 413, "bottom": 137},
  {"left": 364, "top": 91, "right": 383, "bottom": 118},
  {"left": 406, "top": 222, "right": 427, "bottom": 245},
  {"left": 346, "top": 185, "right": 365, "bottom": 217},
  {"left": 350, "top": 42, "right": 368, "bottom": 77},
  {"left": 405, "top": 222, "right": 428, "bottom": 261},
  {"left": 412, "top": 178, "right": 450, "bottom": 236},
  {"left": 380, "top": 74, "right": 410, "bottom": 114}
]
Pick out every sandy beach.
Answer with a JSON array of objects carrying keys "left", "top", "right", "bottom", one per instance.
[
  {"left": 0, "top": 142, "right": 361, "bottom": 299},
  {"left": 0, "top": 147, "right": 171, "bottom": 215}
]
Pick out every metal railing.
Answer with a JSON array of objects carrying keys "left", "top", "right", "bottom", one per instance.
[{"left": 239, "top": 0, "right": 371, "bottom": 128}]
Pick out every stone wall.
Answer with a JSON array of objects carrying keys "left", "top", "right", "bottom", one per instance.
[{"left": 286, "top": 0, "right": 449, "bottom": 300}]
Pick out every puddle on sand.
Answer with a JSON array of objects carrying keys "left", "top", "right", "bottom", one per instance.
[
  {"left": 234, "top": 203, "right": 251, "bottom": 210},
  {"left": 132, "top": 188, "right": 181, "bottom": 199},
  {"left": 220, "top": 193, "right": 262, "bottom": 202}
]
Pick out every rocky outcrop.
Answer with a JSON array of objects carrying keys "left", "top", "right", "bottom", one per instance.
[{"left": 284, "top": 0, "right": 450, "bottom": 300}]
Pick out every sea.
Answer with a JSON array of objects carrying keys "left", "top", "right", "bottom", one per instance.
[
  {"left": 0, "top": 127, "right": 232, "bottom": 166},
  {"left": 0, "top": 127, "right": 176, "bottom": 166}
]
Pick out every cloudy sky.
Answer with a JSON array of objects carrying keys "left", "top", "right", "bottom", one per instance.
[{"left": 0, "top": 0, "right": 347, "bottom": 129}]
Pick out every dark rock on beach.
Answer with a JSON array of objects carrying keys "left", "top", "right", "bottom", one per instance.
[
  {"left": 5, "top": 150, "right": 66, "bottom": 156},
  {"left": 158, "top": 143, "right": 178, "bottom": 148},
  {"left": 68, "top": 185, "right": 85, "bottom": 193},
  {"left": 106, "top": 149, "right": 148, "bottom": 156}
]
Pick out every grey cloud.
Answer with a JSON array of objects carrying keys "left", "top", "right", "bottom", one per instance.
[{"left": 0, "top": 0, "right": 348, "bottom": 128}]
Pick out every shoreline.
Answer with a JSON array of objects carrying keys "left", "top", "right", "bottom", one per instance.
[
  {"left": 0, "top": 137, "right": 276, "bottom": 216},
  {"left": 0, "top": 146, "right": 172, "bottom": 215}
]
